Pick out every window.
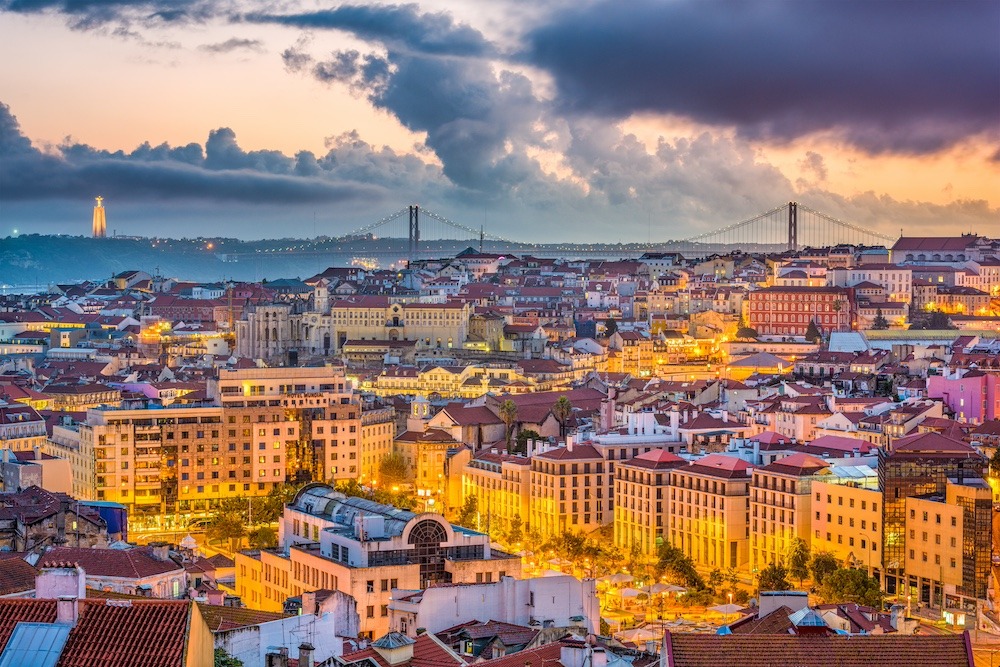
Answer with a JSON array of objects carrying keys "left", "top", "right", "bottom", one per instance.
[
  {"left": 366, "top": 606, "right": 374, "bottom": 618},
  {"left": 367, "top": 580, "right": 374, "bottom": 593}
]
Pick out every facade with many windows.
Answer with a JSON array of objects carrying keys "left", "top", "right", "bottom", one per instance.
[
  {"left": 613, "top": 449, "right": 685, "bottom": 560},
  {"left": 668, "top": 454, "right": 750, "bottom": 570}
]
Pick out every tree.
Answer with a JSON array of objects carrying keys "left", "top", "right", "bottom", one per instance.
[
  {"left": 736, "top": 326, "right": 759, "bottom": 340},
  {"left": 378, "top": 452, "right": 409, "bottom": 488},
  {"left": 787, "top": 538, "right": 811, "bottom": 587},
  {"left": 818, "top": 568, "right": 884, "bottom": 608},
  {"left": 990, "top": 448, "right": 1000, "bottom": 478},
  {"left": 707, "top": 568, "right": 723, "bottom": 594},
  {"left": 872, "top": 308, "right": 889, "bottom": 330},
  {"left": 809, "top": 551, "right": 840, "bottom": 585},
  {"left": 513, "top": 429, "right": 540, "bottom": 456},
  {"left": 656, "top": 543, "right": 704, "bottom": 589},
  {"left": 215, "top": 648, "right": 244, "bottom": 667},
  {"left": 499, "top": 399, "right": 518, "bottom": 449},
  {"left": 552, "top": 396, "right": 574, "bottom": 438},
  {"left": 604, "top": 317, "right": 618, "bottom": 337},
  {"left": 507, "top": 514, "right": 524, "bottom": 545},
  {"left": 757, "top": 562, "right": 791, "bottom": 592},
  {"left": 206, "top": 511, "right": 246, "bottom": 553},
  {"left": 247, "top": 526, "right": 277, "bottom": 549},
  {"left": 456, "top": 495, "right": 479, "bottom": 530},
  {"left": 725, "top": 567, "right": 741, "bottom": 592},
  {"left": 804, "top": 319, "right": 822, "bottom": 343}
]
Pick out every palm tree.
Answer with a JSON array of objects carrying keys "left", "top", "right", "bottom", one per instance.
[
  {"left": 553, "top": 396, "right": 573, "bottom": 438},
  {"left": 499, "top": 399, "right": 518, "bottom": 449}
]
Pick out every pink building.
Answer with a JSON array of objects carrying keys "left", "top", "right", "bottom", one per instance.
[{"left": 927, "top": 369, "right": 1000, "bottom": 423}]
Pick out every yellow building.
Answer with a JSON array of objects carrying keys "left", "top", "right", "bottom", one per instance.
[
  {"left": 669, "top": 454, "right": 750, "bottom": 570},
  {"left": 749, "top": 453, "right": 829, "bottom": 571},
  {"left": 394, "top": 428, "right": 460, "bottom": 510},
  {"left": 0, "top": 403, "right": 48, "bottom": 453},
  {"left": 904, "top": 478, "right": 992, "bottom": 605},
  {"left": 362, "top": 363, "right": 535, "bottom": 399},
  {"left": 360, "top": 405, "right": 396, "bottom": 485},
  {"left": 613, "top": 450, "right": 686, "bottom": 560},
  {"left": 461, "top": 449, "right": 531, "bottom": 537},
  {"left": 529, "top": 443, "right": 609, "bottom": 538},
  {"left": 810, "top": 471, "right": 882, "bottom": 577}
]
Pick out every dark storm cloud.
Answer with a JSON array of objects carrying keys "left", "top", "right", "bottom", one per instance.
[
  {"left": 0, "top": 0, "right": 214, "bottom": 29},
  {"left": 0, "top": 102, "right": 383, "bottom": 205},
  {"left": 245, "top": 4, "right": 492, "bottom": 57},
  {"left": 528, "top": 0, "right": 1000, "bottom": 153},
  {"left": 259, "top": 4, "right": 546, "bottom": 193}
]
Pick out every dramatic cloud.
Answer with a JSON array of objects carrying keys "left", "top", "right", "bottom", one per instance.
[
  {"left": 0, "top": 102, "right": 385, "bottom": 205},
  {"left": 528, "top": 0, "right": 1000, "bottom": 153},
  {"left": 246, "top": 4, "right": 493, "bottom": 57},
  {"left": 266, "top": 3, "right": 549, "bottom": 194}
]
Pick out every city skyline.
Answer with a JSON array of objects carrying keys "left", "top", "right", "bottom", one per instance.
[{"left": 1, "top": 0, "right": 998, "bottom": 242}]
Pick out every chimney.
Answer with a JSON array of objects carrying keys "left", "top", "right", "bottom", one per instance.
[
  {"left": 890, "top": 604, "right": 904, "bottom": 631},
  {"left": 298, "top": 642, "right": 315, "bottom": 667},
  {"left": 265, "top": 648, "right": 289, "bottom": 667},
  {"left": 149, "top": 541, "right": 170, "bottom": 562},
  {"left": 1, "top": 449, "right": 8, "bottom": 464},
  {"left": 722, "top": 412, "right": 729, "bottom": 423},
  {"left": 56, "top": 596, "right": 78, "bottom": 626},
  {"left": 566, "top": 435, "right": 574, "bottom": 452},
  {"left": 33, "top": 445, "right": 41, "bottom": 460}
]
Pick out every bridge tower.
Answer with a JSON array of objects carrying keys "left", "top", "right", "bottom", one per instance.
[
  {"left": 408, "top": 205, "right": 420, "bottom": 258},
  {"left": 787, "top": 201, "right": 798, "bottom": 251}
]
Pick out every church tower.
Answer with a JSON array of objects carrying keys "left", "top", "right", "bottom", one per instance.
[{"left": 92, "top": 196, "right": 107, "bottom": 238}]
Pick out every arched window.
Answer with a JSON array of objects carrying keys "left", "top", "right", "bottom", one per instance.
[{"left": 408, "top": 519, "right": 448, "bottom": 588}]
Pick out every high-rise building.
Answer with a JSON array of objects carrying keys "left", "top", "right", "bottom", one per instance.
[
  {"left": 92, "top": 196, "right": 107, "bottom": 238},
  {"left": 878, "top": 431, "right": 988, "bottom": 598}
]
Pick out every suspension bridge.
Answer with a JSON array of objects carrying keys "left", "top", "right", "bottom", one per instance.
[{"left": 217, "top": 202, "right": 898, "bottom": 263}]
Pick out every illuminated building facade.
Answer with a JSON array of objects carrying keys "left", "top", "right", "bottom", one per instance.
[
  {"left": 668, "top": 454, "right": 750, "bottom": 570},
  {"left": 878, "top": 432, "right": 988, "bottom": 598},
  {"left": 613, "top": 449, "right": 685, "bottom": 559}
]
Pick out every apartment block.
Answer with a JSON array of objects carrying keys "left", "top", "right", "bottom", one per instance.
[{"left": 669, "top": 454, "right": 751, "bottom": 570}]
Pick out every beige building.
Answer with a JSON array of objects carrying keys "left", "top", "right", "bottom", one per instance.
[
  {"left": 669, "top": 454, "right": 751, "bottom": 570},
  {"left": 810, "top": 469, "right": 882, "bottom": 577},
  {"left": 750, "top": 453, "right": 829, "bottom": 571},
  {"left": 530, "top": 443, "right": 609, "bottom": 538},
  {"left": 461, "top": 450, "right": 531, "bottom": 537},
  {"left": 904, "top": 478, "right": 992, "bottom": 605},
  {"left": 360, "top": 405, "right": 396, "bottom": 486},
  {"left": 237, "top": 484, "right": 520, "bottom": 637},
  {"left": 613, "top": 450, "right": 686, "bottom": 560}
]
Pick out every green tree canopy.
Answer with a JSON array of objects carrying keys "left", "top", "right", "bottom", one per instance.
[
  {"left": 499, "top": 399, "right": 518, "bottom": 448},
  {"left": 513, "top": 429, "right": 540, "bottom": 456},
  {"left": 787, "top": 538, "right": 811, "bottom": 586},
  {"left": 604, "top": 317, "right": 618, "bottom": 337},
  {"left": 206, "top": 511, "right": 246, "bottom": 553},
  {"left": 809, "top": 551, "right": 840, "bottom": 585},
  {"left": 552, "top": 396, "right": 573, "bottom": 437},
  {"left": 656, "top": 543, "right": 705, "bottom": 589},
  {"left": 872, "top": 308, "right": 889, "bottom": 330},
  {"left": 818, "top": 568, "right": 884, "bottom": 608},
  {"left": 758, "top": 561, "right": 792, "bottom": 592},
  {"left": 455, "top": 495, "right": 479, "bottom": 530},
  {"left": 804, "top": 319, "right": 822, "bottom": 343},
  {"left": 378, "top": 452, "right": 410, "bottom": 487}
]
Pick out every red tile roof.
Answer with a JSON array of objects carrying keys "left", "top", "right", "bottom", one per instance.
[
  {"left": 0, "top": 554, "right": 37, "bottom": 596},
  {"left": 58, "top": 599, "right": 193, "bottom": 667},
  {"left": 682, "top": 454, "right": 752, "bottom": 479},
  {"left": 758, "top": 452, "right": 829, "bottom": 476},
  {"left": 663, "top": 631, "right": 973, "bottom": 667},
  {"left": 0, "top": 599, "right": 56, "bottom": 652},
  {"left": 38, "top": 546, "right": 184, "bottom": 579}
]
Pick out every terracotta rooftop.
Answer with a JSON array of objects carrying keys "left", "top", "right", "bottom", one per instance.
[
  {"left": 37, "top": 546, "right": 184, "bottom": 579},
  {"left": 663, "top": 631, "right": 973, "bottom": 667}
]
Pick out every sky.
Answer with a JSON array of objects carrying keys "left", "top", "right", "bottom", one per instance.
[{"left": 0, "top": 0, "right": 997, "bottom": 243}]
